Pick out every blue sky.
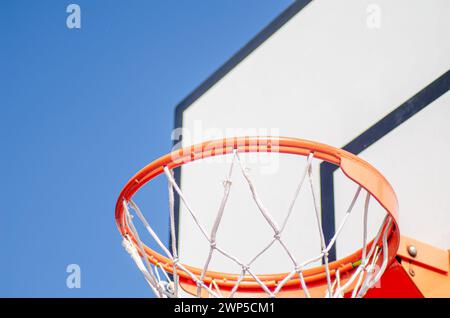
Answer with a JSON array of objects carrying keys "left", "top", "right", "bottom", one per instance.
[{"left": 0, "top": 0, "right": 292, "bottom": 297}]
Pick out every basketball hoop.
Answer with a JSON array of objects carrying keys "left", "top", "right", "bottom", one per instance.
[{"left": 115, "top": 136, "right": 399, "bottom": 298}]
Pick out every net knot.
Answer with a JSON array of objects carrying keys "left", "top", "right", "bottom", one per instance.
[
  {"left": 241, "top": 265, "right": 250, "bottom": 272},
  {"left": 222, "top": 179, "right": 232, "bottom": 187},
  {"left": 173, "top": 257, "right": 179, "bottom": 265},
  {"left": 210, "top": 241, "right": 217, "bottom": 249},
  {"left": 273, "top": 232, "right": 281, "bottom": 240},
  {"left": 295, "top": 265, "right": 304, "bottom": 272},
  {"left": 122, "top": 238, "right": 137, "bottom": 256}
]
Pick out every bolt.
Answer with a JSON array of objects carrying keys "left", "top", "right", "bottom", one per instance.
[
  {"left": 409, "top": 268, "right": 415, "bottom": 277},
  {"left": 407, "top": 245, "right": 417, "bottom": 257}
]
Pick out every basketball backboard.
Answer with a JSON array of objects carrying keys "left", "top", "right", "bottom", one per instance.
[{"left": 172, "top": 0, "right": 450, "bottom": 280}]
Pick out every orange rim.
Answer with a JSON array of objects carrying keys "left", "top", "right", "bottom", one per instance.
[{"left": 115, "top": 136, "right": 400, "bottom": 293}]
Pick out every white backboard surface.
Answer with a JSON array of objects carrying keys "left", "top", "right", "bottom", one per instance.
[{"left": 173, "top": 0, "right": 450, "bottom": 276}]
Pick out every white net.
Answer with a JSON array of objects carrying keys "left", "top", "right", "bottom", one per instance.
[{"left": 121, "top": 150, "right": 394, "bottom": 298}]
